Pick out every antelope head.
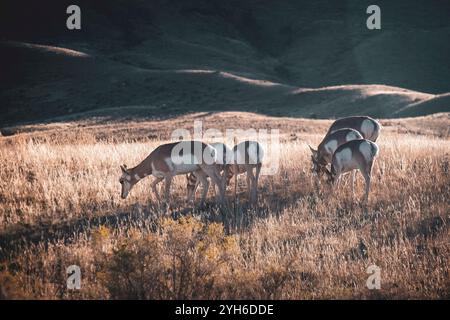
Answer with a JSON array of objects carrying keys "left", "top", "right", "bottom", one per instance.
[
  {"left": 308, "top": 145, "right": 324, "bottom": 176},
  {"left": 324, "top": 167, "right": 336, "bottom": 184},
  {"left": 119, "top": 164, "right": 139, "bottom": 199}
]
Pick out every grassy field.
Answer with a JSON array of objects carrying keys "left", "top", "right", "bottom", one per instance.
[{"left": 0, "top": 112, "right": 449, "bottom": 299}]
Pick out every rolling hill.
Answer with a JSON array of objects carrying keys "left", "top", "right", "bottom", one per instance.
[{"left": 1, "top": 0, "right": 449, "bottom": 126}]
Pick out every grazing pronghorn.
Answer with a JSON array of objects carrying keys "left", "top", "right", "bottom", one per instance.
[
  {"left": 186, "top": 142, "right": 233, "bottom": 203},
  {"left": 186, "top": 141, "right": 264, "bottom": 203},
  {"left": 228, "top": 140, "right": 264, "bottom": 203},
  {"left": 119, "top": 141, "right": 225, "bottom": 204},
  {"left": 309, "top": 128, "right": 363, "bottom": 177},
  {"left": 325, "top": 139, "right": 379, "bottom": 202},
  {"left": 326, "top": 116, "right": 381, "bottom": 142}
]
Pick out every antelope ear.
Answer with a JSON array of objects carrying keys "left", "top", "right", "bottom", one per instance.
[
  {"left": 120, "top": 165, "right": 128, "bottom": 173},
  {"left": 308, "top": 144, "right": 317, "bottom": 155}
]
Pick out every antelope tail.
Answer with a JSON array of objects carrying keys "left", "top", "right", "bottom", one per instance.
[{"left": 371, "top": 143, "right": 379, "bottom": 157}]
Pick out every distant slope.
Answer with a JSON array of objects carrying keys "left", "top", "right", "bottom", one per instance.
[
  {"left": 0, "top": 41, "right": 449, "bottom": 126},
  {"left": 2, "top": 111, "right": 449, "bottom": 142},
  {"left": 1, "top": 0, "right": 450, "bottom": 125},
  {"left": 394, "top": 93, "right": 450, "bottom": 118}
]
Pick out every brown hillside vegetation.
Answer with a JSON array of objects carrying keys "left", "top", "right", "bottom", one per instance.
[
  {"left": 1, "top": 38, "right": 449, "bottom": 125},
  {"left": 0, "top": 112, "right": 449, "bottom": 299},
  {"left": 2, "top": 0, "right": 450, "bottom": 126}
]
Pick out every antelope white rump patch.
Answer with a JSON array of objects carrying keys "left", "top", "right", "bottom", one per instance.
[
  {"left": 210, "top": 142, "right": 232, "bottom": 164},
  {"left": 359, "top": 141, "right": 373, "bottom": 161},
  {"left": 346, "top": 131, "right": 362, "bottom": 141},
  {"left": 234, "top": 143, "right": 264, "bottom": 165},
  {"left": 338, "top": 148, "right": 352, "bottom": 163},
  {"left": 324, "top": 139, "right": 338, "bottom": 155},
  {"left": 361, "top": 119, "right": 375, "bottom": 139}
]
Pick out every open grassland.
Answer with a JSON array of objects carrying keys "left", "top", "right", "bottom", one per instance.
[{"left": 0, "top": 112, "right": 449, "bottom": 299}]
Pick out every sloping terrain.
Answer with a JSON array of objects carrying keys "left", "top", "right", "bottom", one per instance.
[{"left": 1, "top": 0, "right": 449, "bottom": 125}]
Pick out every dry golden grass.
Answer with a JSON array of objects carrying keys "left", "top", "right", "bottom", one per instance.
[{"left": 0, "top": 112, "right": 449, "bottom": 299}]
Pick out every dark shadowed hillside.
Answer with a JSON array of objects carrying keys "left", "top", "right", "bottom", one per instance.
[{"left": 1, "top": 0, "right": 449, "bottom": 125}]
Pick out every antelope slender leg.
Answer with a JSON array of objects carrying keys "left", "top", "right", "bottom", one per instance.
[
  {"left": 193, "top": 179, "right": 201, "bottom": 200},
  {"left": 211, "top": 171, "right": 218, "bottom": 197},
  {"left": 222, "top": 165, "right": 229, "bottom": 191},
  {"left": 215, "top": 170, "right": 225, "bottom": 203},
  {"left": 212, "top": 181, "right": 217, "bottom": 197},
  {"left": 187, "top": 173, "right": 200, "bottom": 203},
  {"left": 363, "top": 161, "right": 374, "bottom": 203},
  {"left": 246, "top": 165, "right": 256, "bottom": 202},
  {"left": 187, "top": 187, "right": 194, "bottom": 203},
  {"left": 200, "top": 165, "right": 225, "bottom": 203},
  {"left": 246, "top": 170, "right": 251, "bottom": 197},
  {"left": 255, "top": 163, "right": 262, "bottom": 185},
  {"left": 164, "top": 175, "right": 173, "bottom": 205},
  {"left": 198, "top": 173, "right": 209, "bottom": 204},
  {"left": 151, "top": 177, "right": 164, "bottom": 201},
  {"left": 254, "top": 163, "right": 262, "bottom": 202},
  {"left": 363, "top": 173, "right": 371, "bottom": 203}
]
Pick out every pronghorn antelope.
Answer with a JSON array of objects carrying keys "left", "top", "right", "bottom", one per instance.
[
  {"left": 309, "top": 128, "right": 363, "bottom": 177},
  {"left": 186, "top": 141, "right": 264, "bottom": 203},
  {"left": 119, "top": 141, "right": 225, "bottom": 204},
  {"left": 186, "top": 142, "right": 233, "bottom": 203},
  {"left": 228, "top": 140, "right": 264, "bottom": 203},
  {"left": 326, "top": 116, "right": 381, "bottom": 142},
  {"left": 325, "top": 139, "right": 379, "bottom": 202}
]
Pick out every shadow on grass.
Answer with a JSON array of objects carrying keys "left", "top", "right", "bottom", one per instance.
[
  {"left": 0, "top": 190, "right": 299, "bottom": 261},
  {"left": 2, "top": 182, "right": 448, "bottom": 263}
]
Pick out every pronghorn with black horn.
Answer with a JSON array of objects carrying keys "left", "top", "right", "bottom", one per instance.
[
  {"left": 326, "top": 116, "right": 381, "bottom": 142},
  {"left": 325, "top": 139, "right": 379, "bottom": 203},
  {"left": 186, "top": 142, "right": 233, "bottom": 203},
  {"left": 119, "top": 141, "right": 225, "bottom": 204},
  {"left": 308, "top": 128, "right": 363, "bottom": 178}
]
